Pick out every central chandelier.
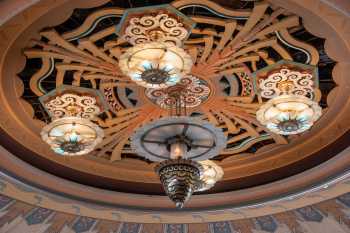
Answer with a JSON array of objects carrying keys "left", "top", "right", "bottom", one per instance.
[
  {"left": 119, "top": 42, "right": 193, "bottom": 89},
  {"left": 131, "top": 89, "right": 226, "bottom": 208}
]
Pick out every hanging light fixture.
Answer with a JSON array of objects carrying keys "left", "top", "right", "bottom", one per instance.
[
  {"left": 196, "top": 160, "right": 224, "bottom": 192},
  {"left": 256, "top": 94, "right": 322, "bottom": 135},
  {"left": 119, "top": 42, "right": 193, "bottom": 89},
  {"left": 254, "top": 62, "right": 322, "bottom": 135},
  {"left": 39, "top": 85, "right": 107, "bottom": 156},
  {"left": 41, "top": 117, "right": 104, "bottom": 156},
  {"left": 131, "top": 88, "right": 226, "bottom": 208}
]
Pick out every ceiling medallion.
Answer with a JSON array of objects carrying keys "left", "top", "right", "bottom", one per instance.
[
  {"left": 254, "top": 61, "right": 322, "bottom": 135},
  {"left": 145, "top": 75, "right": 210, "bottom": 108},
  {"left": 116, "top": 4, "right": 195, "bottom": 46},
  {"left": 40, "top": 85, "right": 107, "bottom": 156},
  {"left": 119, "top": 42, "right": 193, "bottom": 89}
]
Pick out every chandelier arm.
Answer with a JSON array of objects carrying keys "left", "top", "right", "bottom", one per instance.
[
  {"left": 190, "top": 144, "right": 215, "bottom": 149},
  {"left": 142, "top": 139, "right": 167, "bottom": 144},
  {"left": 181, "top": 124, "right": 189, "bottom": 136}
]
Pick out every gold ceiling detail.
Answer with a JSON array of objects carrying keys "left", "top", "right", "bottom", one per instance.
[
  {"left": 23, "top": 0, "right": 323, "bottom": 162},
  {"left": 145, "top": 75, "right": 211, "bottom": 108},
  {"left": 115, "top": 4, "right": 195, "bottom": 46}
]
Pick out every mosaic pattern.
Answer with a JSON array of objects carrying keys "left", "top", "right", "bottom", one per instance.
[
  {"left": 25, "top": 208, "right": 53, "bottom": 225},
  {"left": 72, "top": 217, "right": 96, "bottom": 233},
  {"left": 165, "top": 224, "right": 187, "bottom": 233},
  {"left": 209, "top": 221, "right": 233, "bottom": 233},
  {"left": 0, "top": 193, "right": 350, "bottom": 233},
  {"left": 296, "top": 207, "right": 324, "bottom": 223},
  {"left": 254, "top": 216, "right": 278, "bottom": 232},
  {"left": 119, "top": 223, "right": 142, "bottom": 233}
]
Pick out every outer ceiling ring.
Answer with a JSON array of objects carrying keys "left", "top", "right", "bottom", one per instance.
[{"left": 0, "top": 0, "right": 348, "bottom": 218}]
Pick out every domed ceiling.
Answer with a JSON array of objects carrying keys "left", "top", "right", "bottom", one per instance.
[{"left": 0, "top": 0, "right": 349, "bottom": 217}]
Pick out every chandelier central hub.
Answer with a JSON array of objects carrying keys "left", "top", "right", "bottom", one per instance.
[
  {"left": 140, "top": 66, "right": 172, "bottom": 85},
  {"left": 277, "top": 118, "right": 301, "bottom": 132}
]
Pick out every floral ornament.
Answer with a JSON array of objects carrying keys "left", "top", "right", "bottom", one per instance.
[
  {"left": 116, "top": 5, "right": 195, "bottom": 46},
  {"left": 145, "top": 75, "right": 210, "bottom": 108},
  {"left": 123, "top": 13, "right": 189, "bottom": 46},
  {"left": 44, "top": 93, "right": 101, "bottom": 119},
  {"left": 259, "top": 68, "right": 314, "bottom": 99}
]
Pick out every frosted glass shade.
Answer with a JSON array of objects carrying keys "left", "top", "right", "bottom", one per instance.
[
  {"left": 119, "top": 42, "right": 193, "bottom": 89},
  {"left": 256, "top": 95, "right": 322, "bottom": 135},
  {"left": 196, "top": 160, "right": 224, "bottom": 192},
  {"left": 41, "top": 117, "right": 104, "bottom": 156}
]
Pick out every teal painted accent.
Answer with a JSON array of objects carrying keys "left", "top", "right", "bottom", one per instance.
[
  {"left": 210, "top": 222, "right": 233, "bottom": 233},
  {"left": 25, "top": 208, "right": 53, "bottom": 225},
  {"left": 119, "top": 223, "right": 142, "bottom": 233}
]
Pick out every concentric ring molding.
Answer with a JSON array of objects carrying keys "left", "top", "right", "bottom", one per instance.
[{"left": 0, "top": 0, "right": 349, "bottom": 220}]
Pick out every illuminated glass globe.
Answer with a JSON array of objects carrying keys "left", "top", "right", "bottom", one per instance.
[
  {"left": 119, "top": 42, "right": 193, "bottom": 89},
  {"left": 196, "top": 160, "right": 224, "bottom": 192},
  {"left": 41, "top": 117, "right": 104, "bottom": 156},
  {"left": 256, "top": 95, "right": 322, "bottom": 135}
]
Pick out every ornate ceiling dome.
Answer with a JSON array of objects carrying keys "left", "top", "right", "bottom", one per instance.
[{"left": 0, "top": 0, "right": 349, "bottom": 222}]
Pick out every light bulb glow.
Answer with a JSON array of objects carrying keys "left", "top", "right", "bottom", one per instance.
[
  {"left": 119, "top": 42, "right": 193, "bottom": 89},
  {"left": 41, "top": 117, "right": 104, "bottom": 156},
  {"left": 257, "top": 95, "right": 322, "bottom": 135},
  {"left": 170, "top": 142, "right": 187, "bottom": 159},
  {"left": 196, "top": 160, "right": 224, "bottom": 192}
]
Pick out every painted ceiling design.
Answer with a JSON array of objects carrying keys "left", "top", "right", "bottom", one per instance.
[
  {"left": 19, "top": 0, "right": 335, "bottom": 163},
  {"left": 0, "top": 192, "right": 350, "bottom": 233}
]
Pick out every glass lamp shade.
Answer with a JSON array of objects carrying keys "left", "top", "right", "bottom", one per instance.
[
  {"left": 119, "top": 42, "right": 193, "bottom": 89},
  {"left": 196, "top": 160, "right": 224, "bottom": 192},
  {"left": 40, "top": 117, "right": 104, "bottom": 156},
  {"left": 256, "top": 95, "right": 322, "bottom": 135},
  {"left": 170, "top": 142, "right": 187, "bottom": 159}
]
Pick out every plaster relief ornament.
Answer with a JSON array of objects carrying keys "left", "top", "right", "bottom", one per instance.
[
  {"left": 40, "top": 86, "right": 107, "bottom": 156},
  {"left": 119, "top": 42, "right": 193, "bottom": 89},
  {"left": 116, "top": 4, "right": 195, "bottom": 46},
  {"left": 145, "top": 75, "right": 210, "bottom": 108},
  {"left": 259, "top": 68, "right": 314, "bottom": 99}
]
